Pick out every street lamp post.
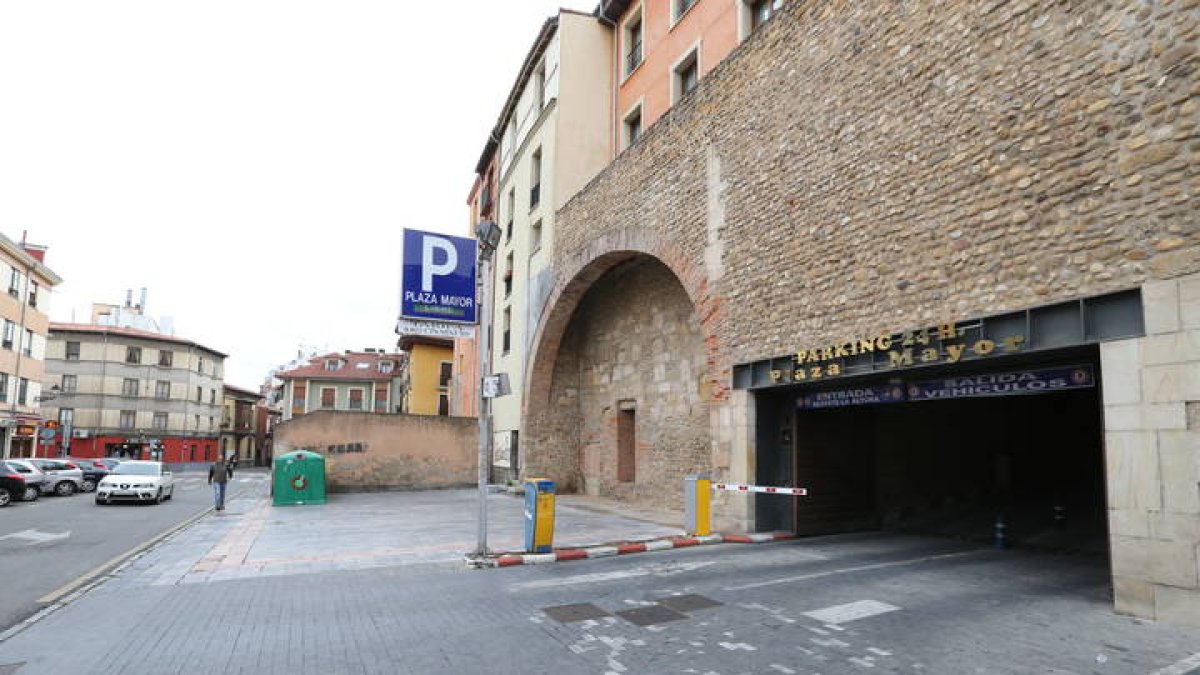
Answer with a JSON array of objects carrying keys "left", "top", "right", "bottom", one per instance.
[{"left": 472, "top": 220, "right": 502, "bottom": 560}]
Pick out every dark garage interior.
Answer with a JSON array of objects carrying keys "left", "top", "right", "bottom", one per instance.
[{"left": 756, "top": 353, "right": 1109, "bottom": 560}]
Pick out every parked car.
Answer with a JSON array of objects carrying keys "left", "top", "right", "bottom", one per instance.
[
  {"left": 66, "top": 457, "right": 111, "bottom": 492},
  {"left": 25, "top": 458, "right": 83, "bottom": 496},
  {"left": 96, "top": 458, "right": 122, "bottom": 471},
  {"left": 0, "top": 466, "right": 28, "bottom": 506},
  {"left": 95, "top": 460, "right": 175, "bottom": 505},
  {"left": 3, "top": 460, "right": 46, "bottom": 501}
]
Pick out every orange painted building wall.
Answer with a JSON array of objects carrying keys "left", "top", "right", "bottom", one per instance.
[{"left": 614, "top": 0, "right": 741, "bottom": 145}]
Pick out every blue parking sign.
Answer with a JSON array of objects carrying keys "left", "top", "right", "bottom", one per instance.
[{"left": 400, "top": 229, "right": 478, "bottom": 324}]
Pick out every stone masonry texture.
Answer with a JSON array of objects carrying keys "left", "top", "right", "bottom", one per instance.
[
  {"left": 522, "top": 0, "right": 1200, "bottom": 621},
  {"left": 273, "top": 411, "right": 477, "bottom": 491}
]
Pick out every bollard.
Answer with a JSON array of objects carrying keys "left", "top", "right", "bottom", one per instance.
[{"left": 684, "top": 474, "right": 711, "bottom": 536}]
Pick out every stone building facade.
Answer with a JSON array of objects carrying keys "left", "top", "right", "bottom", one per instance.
[{"left": 523, "top": 1, "right": 1200, "bottom": 625}]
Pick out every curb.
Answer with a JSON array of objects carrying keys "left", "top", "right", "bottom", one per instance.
[{"left": 478, "top": 531, "right": 795, "bottom": 568}]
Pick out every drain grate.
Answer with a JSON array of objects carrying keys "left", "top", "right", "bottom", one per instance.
[
  {"left": 656, "top": 593, "right": 723, "bottom": 613},
  {"left": 616, "top": 605, "right": 687, "bottom": 627},
  {"left": 543, "top": 603, "right": 612, "bottom": 623}
]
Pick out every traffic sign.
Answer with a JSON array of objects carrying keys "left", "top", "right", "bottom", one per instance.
[{"left": 400, "top": 228, "right": 478, "bottom": 325}]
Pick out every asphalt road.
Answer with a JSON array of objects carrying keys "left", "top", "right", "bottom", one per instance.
[{"left": 0, "top": 468, "right": 266, "bottom": 631}]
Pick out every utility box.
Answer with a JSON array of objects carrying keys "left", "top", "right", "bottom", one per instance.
[
  {"left": 273, "top": 450, "right": 326, "bottom": 506},
  {"left": 523, "top": 478, "right": 555, "bottom": 553}
]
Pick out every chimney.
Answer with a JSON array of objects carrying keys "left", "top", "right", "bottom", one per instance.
[
  {"left": 139, "top": 287, "right": 147, "bottom": 311},
  {"left": 20, "top": 244, "right": 46, "bottom": 264},
  {"left": 125, "top": 289, "right": 133, "bottom": 308}
]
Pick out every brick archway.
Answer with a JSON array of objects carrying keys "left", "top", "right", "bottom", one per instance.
[
  {"left": 518, "top": 228, "right": 731, "bottom": 495},
  {"left": 523, "top": 228, "right": 729, "bottom": 415}
]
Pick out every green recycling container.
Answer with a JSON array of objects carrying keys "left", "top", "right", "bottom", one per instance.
[{"left": 272, "top": 450, "right": 326, "bottom": 505}]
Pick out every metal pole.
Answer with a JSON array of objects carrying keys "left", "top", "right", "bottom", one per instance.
[{"left": 474, "top": 252, "right": 493, "bottom": 558}]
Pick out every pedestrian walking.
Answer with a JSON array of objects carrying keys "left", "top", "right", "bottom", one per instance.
[{"left": 208, "top": 455, "right": 231, "bottom": 511}]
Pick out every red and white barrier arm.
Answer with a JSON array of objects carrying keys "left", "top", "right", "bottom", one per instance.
[{"left": 713, "top": 482, "right": 808, "bottom": 496}]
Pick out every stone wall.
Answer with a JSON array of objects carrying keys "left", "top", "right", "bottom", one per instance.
[
  {"left": 535, "top": 0, "right": 1200, "bottom": 623},
  {"left": 1103, "top": 271, "right": 1200, "bottom": 626},
  {"left": 554, "top": 0, "right": 1198, "bottom": 361},
  {"left": 273, "top": 412, "right": 477, "bottom": 492}
]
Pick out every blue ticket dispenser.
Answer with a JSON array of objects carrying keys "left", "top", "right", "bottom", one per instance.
[{"left": 524, "top": 478, "right": 555, "bottom": 553}]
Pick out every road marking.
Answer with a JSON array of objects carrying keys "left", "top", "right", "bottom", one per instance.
[
  {"left": 507, "top": 560, "right": 717, "bottom": 591},
  {"left": 0, "top": 529, "right": 70, "bottom": 545},
  {"left": 723, "top": 549, "right": 986, "bottom": 591},
  {"left": 1150, "top": 653, "right": 1200, "bottom": 675},
  {"left": 804, "top": 600, "right": 900, "bottom": 625}
]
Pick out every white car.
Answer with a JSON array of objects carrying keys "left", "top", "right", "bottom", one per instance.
[{"left": 95, "top": 460, "right": 175, "bottom": 505}]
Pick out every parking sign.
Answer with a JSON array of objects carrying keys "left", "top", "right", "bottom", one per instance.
[{"left": 400, "top": 229, "right": 478, "bottom": 324}]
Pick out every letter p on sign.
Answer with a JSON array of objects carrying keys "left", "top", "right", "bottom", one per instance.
[{"left": 421, "top": 236, "right": 457, "bottom": 292}]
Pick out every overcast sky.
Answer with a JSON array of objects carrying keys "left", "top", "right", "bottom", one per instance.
[{"left": 0, "top": 0, "right": 593, "bottom": 390}]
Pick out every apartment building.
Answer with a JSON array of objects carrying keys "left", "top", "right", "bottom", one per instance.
[
  {"left": 275, "top": 350, "right": 404, "bottom": 422},
  {"left": 42, "top": 323, "right": 225, "bottom": 463},
  {"left": 221, "top": 384, "right": 259, "bottom": 465},
  {"left": 396, "top": 336, "right": 453, "bottom": 416},
  {"left": 601, "top": 0, "right": 783, "bottom": 152},
  {"left": 478, "top": 10, "right": 613, "bottom": 482},
  {"left": 0, "top": 234, "right": 62, "bottom": 459}
]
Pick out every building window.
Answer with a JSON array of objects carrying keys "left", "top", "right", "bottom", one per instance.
[
  {"left": 502, "top": 307, "right": 511, "bottom": 355},
  {"left": 197, "top": 357, "right": 205, "bottom": 374},
  {"left": 624, "top": 11, "right": 643, "bottom": 76},
  {"left": 325, "top": 359, "right": 342, "bottom": 371},
  {"left": 438, "top": 362, "right": 452, "bottom": 389},
  {"left": 349, "top": 389, "right": 363, "bottom": 410},
  {"left": 65, "top": 341, "right": 80, "bottom": 360},
  {"left": 58, "top": 407, "right": 73, "bottom": 428},
  {"left": 674, "top": 0, "right": 697, "bottom": 22},
  {"left": 438, "top": 394, "right": 449, "bottom": 416},
  {"left": 28, "top": 281, "right": 38, "bottom": 308},
  {"left": 374, "top": 386, "right": 388, "bottom": 413},
  {"left": 17, "top": 378, "right": 27, "bottom": 406},
  {"left": 531, "top": 220, "right": 543, "bottom": 254},
  {"left": 0, "top": 373, "right": 8, "bottom": 403},
  {"left": 21, "top": 329, "right": 32, "bottom": 356},
  {"left": 210, "top": 389, "right": 216, "bottom": 404},
  {"left": 126, "top": 346, "right": 142, "bottom": 364},
  {"left": 122, "top": 378, "right": 139, "bottom": 397},
  {"left": 153, "top": 412, "right": 168, "bottom": 430},
  {"left": 617, "top": 401, "right": 636, "bottom": 482},
  {"left": 209, "top": 416, "right": 214, "bottom": 430},
  {"left": 120, "top": 410, "right": 136, "bottom": 429},
  {"left": 159, "top": 350, "right": 173, "bottom": 367},
  {"left": 194, "top": 414, "right": 200, "bottom": 429},
  {"left": 321, "top": 388, "right": 335, "bottom": 408},
  {"left": 292, "top": 384, "right": 306, "bottom": 415},
  {"left": 534, "top": 60, "right": 546, "bottom": 111},
  {"left": 503, "top": 252, "right": 514, "bottom": 297},
  {"left": 741, "top": 0, "right": 782, "bottom": 39},
  {"left": 8, "top": 268, "right": 19, "bottom": 297},
  {"left": 2, "top": 321, "right": 14, "bottom": 350},
  {"left": 378, "top": 360, "right": 394, "bottom": 373},
  {"left": 154, "top": 380, "right": 170, "bottom": 399},
  {"left": 623, "top": 104, "right": 643, "bottom": 149},
  {"left": 61, "top": 374, "right": 77, "bottom": 393},
  {"left": 196, "top": 386, "right": 202, "bottom": 402},
  {"left": 673, "top": 48, "right": 700, "bottom": 103},
  {"left": 506, "top": 188, "right": 515, "bottom": 241},
  {"left": 529, "top": 148, "right": 542, "bottom": 210}
]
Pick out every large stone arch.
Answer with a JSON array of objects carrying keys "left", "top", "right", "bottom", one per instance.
[{"left": 520, "top": 226, "right": 732, "bottom": 509}]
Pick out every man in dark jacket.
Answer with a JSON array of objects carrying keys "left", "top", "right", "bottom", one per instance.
[{"left": 208, "top": 456, "right": 232, "bottom": 511}]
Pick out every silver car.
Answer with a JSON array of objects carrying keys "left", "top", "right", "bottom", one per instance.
[
  {"left": 3, "top": 460, "right": 45, "bottom": 501},
  {"left": 25, "top": 458, "right": 83, "bottom": 496}
]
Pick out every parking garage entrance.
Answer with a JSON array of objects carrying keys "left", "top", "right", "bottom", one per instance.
[{"left": 754, "top": 346, "right": 1108, "bottom": 559}]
